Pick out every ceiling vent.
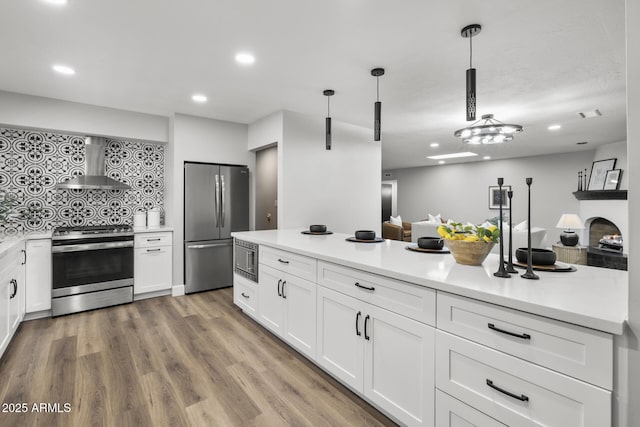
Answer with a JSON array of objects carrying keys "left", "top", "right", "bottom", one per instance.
[{"left": 578, "top": 109, "right": 602, "bottom": 118}]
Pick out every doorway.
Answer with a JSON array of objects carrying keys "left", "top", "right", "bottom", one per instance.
[
  {"left": 255, "top": 145, "right": 278, "bottom": 230},
  {"left": 382, "top": 183, "right": 392, "bottom": 222}
]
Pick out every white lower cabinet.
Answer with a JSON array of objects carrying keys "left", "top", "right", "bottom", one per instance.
[
  {"left": 435, "top": 330, "right": 611, "bottom": 427},
  {"left": 317, "top": 285, "right": 435, "bottom": 427},
  {"left": 435, "top": 390, "right": 506, "bottom": 427},
  {"left": 134, "top": 232, "right": 172, "bottom": 295},
  {"left": 258, "top": 263, "right": 316, "bottom": 359},
  {"left": 1, "top": 243, "right": 25, "bottom": 358},
  {"left": 25, "top": 238, "right": 52, "bottom": 313},
  {"left": 233, "top": 273, "right": 258, "bottom": 319}
]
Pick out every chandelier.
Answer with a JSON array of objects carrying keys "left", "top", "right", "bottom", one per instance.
[{"left": 454, "top": 114, "right": 523, "bottom": 144}]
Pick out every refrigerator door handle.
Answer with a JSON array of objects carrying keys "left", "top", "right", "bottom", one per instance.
[
  {"left": 220, "top": 174, "right": 226, "bottom": 227},
  {"left": 214, "top": 174, "right": 220, "bottom": 227}
]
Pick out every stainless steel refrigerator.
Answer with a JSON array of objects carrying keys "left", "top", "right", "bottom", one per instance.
[{"left": 184, "top": 162, "right": 249, "bottom": 293}]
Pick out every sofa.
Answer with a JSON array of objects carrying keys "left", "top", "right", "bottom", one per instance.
[
  {"left": 382, "top": 220, "right": 413, "bottom": 242},
  {"left": 411, "top": 220, "right": 548, "bottom": 254}
]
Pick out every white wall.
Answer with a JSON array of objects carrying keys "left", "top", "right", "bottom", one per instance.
[
  {"left": 0, "top": 90, "right": 168, "bottom": 143},
  {"left": 248, "top": 111, "right": 283, "bottom": 151},
  {"left": 384, "top": 150, "right": 597, "bottom": 245},
  {"left": 167, "top": 113, "right": 253, "bottom": 286},
  {"left": 280, "top": 111, "right": 381, "bottom": 234},
  {"left": 626, "top": 0, "right": 639, "bottom": 425}
]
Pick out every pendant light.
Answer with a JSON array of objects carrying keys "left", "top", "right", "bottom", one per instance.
[
  {"left": 454, "top": 24, "right": 523, "bottom": 144},
  {"left": 323, "top": 89, "right": 334, "bottom": 150},
  {"left": 371, "top": 68, "right": 385, "bottom": 141},
  {"left": 462, "top": 24, "right": 480, "bottom": 121}
]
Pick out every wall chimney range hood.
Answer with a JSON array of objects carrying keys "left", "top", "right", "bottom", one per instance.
[{"left": 55, "top": 136, "right": 131, "bottom": 190}]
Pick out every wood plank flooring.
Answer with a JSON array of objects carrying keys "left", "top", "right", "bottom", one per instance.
[{"left": 0, "top": 288, "right": 397, "bottom": 427}]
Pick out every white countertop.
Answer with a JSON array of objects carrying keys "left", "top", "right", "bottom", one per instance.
[
  {"left": 232, "top": 229, "right": 628, "bottom": 335},
  {"left": 0, "top": 230, "right": 53, "bottom": 257}
]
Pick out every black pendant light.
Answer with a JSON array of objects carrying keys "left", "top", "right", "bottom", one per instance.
[
  {"left": 461, "top": 24, "right": 481, "bottom": 121},
  {"left": 323, "top": 89, "right": 334, "bottom": 150},
  {"left": 454, "top": 24, "right": 523, "bottom": 144},
  {"left": 371, "top": 68, "right": 385, "bottom": 141}
]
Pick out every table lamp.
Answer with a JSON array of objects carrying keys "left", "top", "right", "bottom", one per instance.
[{"left": 556, "top": 214, "right": 584, "bottom": 246}]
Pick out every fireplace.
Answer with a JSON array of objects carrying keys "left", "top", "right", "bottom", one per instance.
[{"left": 585, "top": 217, "right": 627, "bottom": 270}]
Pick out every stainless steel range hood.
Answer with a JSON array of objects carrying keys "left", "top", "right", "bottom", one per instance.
[{"left": 55, "top": 136, "right": 131, "bottom": 190}]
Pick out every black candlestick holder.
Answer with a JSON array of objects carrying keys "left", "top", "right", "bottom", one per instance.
[
  {"left": 505, "top": 190, "right": 517, "bottom": 273},
  {"left": 521, "top": 177, "right": 539, "bottom": 280},
  {"left": 494, "top": 177, "right": 510, "bottom": 278}
]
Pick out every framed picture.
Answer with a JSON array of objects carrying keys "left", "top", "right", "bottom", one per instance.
[
  {"left": 603, "top": 169, "right": 623, "bottom": 190},
  {"left": 587, "top": 158, "right": 617, "bottom": 190},
  {"left": 489, "top": 185, "right": 511, "bottom": 210}
]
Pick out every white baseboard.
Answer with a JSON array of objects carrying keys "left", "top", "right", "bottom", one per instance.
[
  {"left": 23, "top": 310, "right": 52, "bottom": 321},
  {"left": 134, "top": 289, "right": 171, "bottom": 301},
  {"left": 172, "top": 284, "right": 185, "bottom": 297}
]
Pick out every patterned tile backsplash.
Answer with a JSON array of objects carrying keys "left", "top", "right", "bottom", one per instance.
[{"left": 0, "top": 127, "right": 164, "bottom": 235}]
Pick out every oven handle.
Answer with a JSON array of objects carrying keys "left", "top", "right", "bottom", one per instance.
[{"left": 52, "top": 241, "right": 134, "bottom": 253}]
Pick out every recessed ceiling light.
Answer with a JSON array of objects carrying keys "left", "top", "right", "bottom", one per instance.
[
  {"left": 438, "top": 160, "right": 445, "bottom": 164},
  {"left": 43, "top": 0, "right": 68, "bottom": 5},
  {"left": 483, "top": 156, "right": 491, "bottom": 160},
  {"left": 547, "top": 124, "right": 561, "bottom": 131},
  {"left": 52, "top": 64, "right": 75, "bottom": 75},
  {"left": 427, "top": 152, "right": 478, "bottom": 160},
  {"left": 235, "top": 52, "right": 255, "bottom": 65},
  {"left": 430, "top": 142, "right": 439, "bottom": 148},
  {"left": 191, "top": 94, "right": 207, "bottom": 103}
]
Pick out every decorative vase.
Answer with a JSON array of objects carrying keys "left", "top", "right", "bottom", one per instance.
[{"left": 444, "top": 240, "right": 496, "bottom": 266}]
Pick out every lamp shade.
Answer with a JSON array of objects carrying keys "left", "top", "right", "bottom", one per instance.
[{"left": 556, "top": 214, "right": 584, "bottom": 230}]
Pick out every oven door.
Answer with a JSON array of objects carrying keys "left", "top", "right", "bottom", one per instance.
[{"left": 52, "top": 238, "right": 134, "bottom": 296}]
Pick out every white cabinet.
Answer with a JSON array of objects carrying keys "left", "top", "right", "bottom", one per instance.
[
  {"left": 134, "top": 232, "right": 172, "bottom": 295},
  {"left": 25, "top": 238, "right": 52, "bottom": 313},
  {"left": 435, "top": 390, "right": 507, "bottom": 427},
  {"left": 317, "top": 285, "right": 435, "bottom": 427},
  {"left": 259, "top": 263, "right": 316, "bottom": 359},
  {"left": 1, "top": 242, "right": 26, "bottom": 358},
  {"left": 233, "top": 273, "right": 258, "bottom": 319},
  {"left": 436, "top": 330, "right": 611, "bottom": 427}
]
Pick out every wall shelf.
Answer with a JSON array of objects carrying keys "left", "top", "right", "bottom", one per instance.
[{"left": 573, "top": 190, "right": 627, "bottom": 200}]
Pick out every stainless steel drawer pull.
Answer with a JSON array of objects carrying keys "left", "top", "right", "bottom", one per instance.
[
  {"left": 486, "top": 379, "right": 529, "bottom": 402},
  {"left": 146, "top": 248, "right": 161, "bottom": 252},
  {"left": 277, "top": 258, "right": 289, "bottom": 264},
  {"left": 241, "top": 292, "right": 250, "bottom": 299},
  {"left": 354, "top": 282, "right": 375, "bottom": 292},
  {"left": 487, "top": 323, "right": 531, "bottom": 340}
]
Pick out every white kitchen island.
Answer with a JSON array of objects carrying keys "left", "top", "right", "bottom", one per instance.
[{"left": 232, "top": 228, "right": 627, "bottom": 427}]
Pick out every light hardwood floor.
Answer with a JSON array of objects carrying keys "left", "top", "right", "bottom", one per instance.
[{"left": 0, "top": 288, "right": 397, "bottom": 427}]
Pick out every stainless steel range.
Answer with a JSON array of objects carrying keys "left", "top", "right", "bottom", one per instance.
[{"left": 51, "top": 224, "right": 134, "bottom": 316}]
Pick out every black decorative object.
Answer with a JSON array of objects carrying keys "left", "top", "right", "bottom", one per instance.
[
  {"left": 515, "top": 248, "right": 557, "bottom": 266},
  {"left": 583, "top": 168, "right": 588, "bottom": 190},
  {"left": 417, "top": 237, "right": 444, "bottom": 250},
  {"left": 505, "top": 190, "right": 517, "bottom": 273},
  {"left": 578, "top": 171, "right": 582, "bottom": 191},
  {"left": 371, "top": 68, "right": 385, "bottom": 141},
  {"left": 323, "top": 89, "right": 334, "bottom": 150},
  {"left": 494, "top": 177, "right": 510, "bottom": 278},
  {"left": 309, "top": 224, "right": 327, "bottom": 233},
  {"left": 461, "top": 24, "right": 481, "bottom": 121},
  {"left": 521, "top": 177, "right": 539, "bottom": 280},
  {"left": 354, "top": 230, "right": 376, "bottom": 240},
  {"left": 560, "top": 232, "right": 579, "bottom": 246}
]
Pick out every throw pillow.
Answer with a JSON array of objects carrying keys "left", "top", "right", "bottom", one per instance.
[
  {"left": 428, "top": 213, "right": 441, "bottom": 223},
  {"left": 514, "top": 220, "right": 528, "bottom": 232},
  {"left": 389, "top": 215, "right": 402, "bottom": 227}
]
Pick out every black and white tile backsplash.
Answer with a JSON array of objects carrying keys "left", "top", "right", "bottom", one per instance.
[{"left": 0, "top": 127, "right": 164, "bottom": 235}]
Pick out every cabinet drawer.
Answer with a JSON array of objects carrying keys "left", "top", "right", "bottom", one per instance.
[
  {"left": 260, "top": 246, "right": 316, "bottom": 282},
  {"left": 436, "top": 292, "right": 613, "bottom": 389},
  {"left": 436, "top": 390, "right": 507, "bottom": 427},
  {"left": 317, "top": 261, "right": 435, "bottom": 326},
  {"left": 135, "top": 232, "right": 172, "bottom": 248},
  {"left": 436, "top": 331, "right": 611, "bottom": 427},
  {"left": 234, "top": 274, "right": 258, "bottom": 319}
]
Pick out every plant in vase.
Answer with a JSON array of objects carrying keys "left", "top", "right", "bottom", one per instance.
[{"left": 437, "top": 222, "right": 500, "bottom": 265}]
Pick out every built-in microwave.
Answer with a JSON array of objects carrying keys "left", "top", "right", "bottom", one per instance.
[{"left": 234, "top": 239, "right": 258, "bottom": 282}]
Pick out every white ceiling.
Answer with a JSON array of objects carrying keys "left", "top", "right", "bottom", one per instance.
[{"left": 0, "top": 0, "right": 626, "bottom": 170}]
